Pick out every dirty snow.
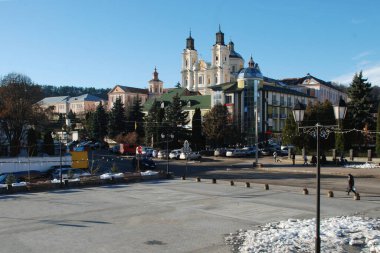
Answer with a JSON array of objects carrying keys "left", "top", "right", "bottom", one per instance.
[
  {"left": 345, "top": 162, "right": 380, "bottom": 169},
  {"left": 226, "top": 216, "right": 380, "bottom": 253}
]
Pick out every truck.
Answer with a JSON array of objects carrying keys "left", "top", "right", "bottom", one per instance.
[{"left": 119, "top": 143, "right": 137, "bottom": 155}]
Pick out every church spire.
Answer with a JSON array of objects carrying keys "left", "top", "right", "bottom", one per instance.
[
  {"left": 248, "top": 55, "right": 255, "bottom": 68},
  {"left": 215, "top": 25, "right": 225, "bottom": 45},
  {"left": 186, "top": 29, "right": 195, "bottom": 50},
  {"left": 153, "top": 66, "right": 159, "bottom": 80}
]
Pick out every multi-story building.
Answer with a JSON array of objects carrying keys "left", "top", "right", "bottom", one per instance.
[
  {"left": 209, "top": 56, "right": 315, "bottom": 144},
  {"left": 38, "top": 94, "right": 105, "bottom": 116},
  {"left": 280, "top": 73, "right": 347, "bottom": 104},
  {"left": 108, "top": 68, "right": 164, "bottom": 110}
]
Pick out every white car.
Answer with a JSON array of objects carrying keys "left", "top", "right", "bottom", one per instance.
[
  {"left": 169, "top": 150, "right": 182, "bottom": 159},
  {"left": 157, "top": 150, "right": 168, "bottom": 159},
  {"left": 180, "top": 152, "right": 202, "bottom": 160},
  {"left": 226, "top": 149, "right": 246, "bottom": 157}
]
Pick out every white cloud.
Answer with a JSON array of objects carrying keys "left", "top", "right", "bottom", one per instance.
[
  {"left": 352, "top": 51, "right": 372, "bottom": 60},
  {"left": 332, "top": 63, "right": 380, "bottom": 86}
]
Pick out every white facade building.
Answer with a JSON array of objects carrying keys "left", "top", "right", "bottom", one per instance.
[{"left": 181, "top": 27, "right": 244, "bottom": 95}]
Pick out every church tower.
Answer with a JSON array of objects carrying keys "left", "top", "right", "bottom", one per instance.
[
  {"left": 211, "top": 25, "right": 230, "bottom": 85},
  {"left": 181, "top": 31, "right": 198, "bottom": 90},
  {"left": 148, "top": 67, "right": 163, "bottom": 97}
]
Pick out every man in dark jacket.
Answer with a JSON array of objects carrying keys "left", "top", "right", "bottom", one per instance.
[{"left": 347, "top": 174, "right": 356, "bottom": 195}]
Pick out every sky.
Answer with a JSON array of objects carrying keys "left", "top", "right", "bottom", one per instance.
[{"left": 1, "top": 0, "right": 380, "bottom": 89}]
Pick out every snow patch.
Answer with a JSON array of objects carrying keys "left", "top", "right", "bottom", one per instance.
[
  {"left": 226, "top": 216, "right": 380, "bottom": 253},
  {"left": 345, "top": 162, "right": 380, "bottom": 169}
]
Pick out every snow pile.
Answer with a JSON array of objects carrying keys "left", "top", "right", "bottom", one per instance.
[
  {"left": 51, "top": 178, "right": 80, "bottom": 183},
  {"left": 226, "top": 216, "right": 380, "bottom": 253},
  {"left": 140, "top": 170, "right": 159, "bottom": 176},
  {"left": 100, "top": 173, "right": 124, "bottom": 180},
  {"left": 345, "top": 162, "right": 380, "bottom": 169}
]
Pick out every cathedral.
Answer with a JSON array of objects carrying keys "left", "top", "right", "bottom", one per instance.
[{"left": 181, "top": 27, "right": 245, "bottom": 94}]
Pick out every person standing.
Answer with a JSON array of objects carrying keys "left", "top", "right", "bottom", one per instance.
[
  {"left": 291, "top": 153, "right": 296, "bottom": 165},
  {"left": 347, "top": 174, "right": 357, "bottom": 195}
]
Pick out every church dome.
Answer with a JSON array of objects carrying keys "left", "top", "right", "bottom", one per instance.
[
  {"left": 228, "top": 41, "right": 243, "bottom": 60},
  {"left": 237, "top": 56, "right": 263, "bottom": 79}
]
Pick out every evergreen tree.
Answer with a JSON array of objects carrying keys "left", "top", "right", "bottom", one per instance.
[
  {"left": 175, "top": 82, "right": 181, "bottom": 88},
  {"left": 347, "top": 71, "right": 373, "bottom": 130},
  {"left": 202, "top": 104, "right": 229, "bottom": 147},
  {"left": 108, "top": 97, "right": 127, "bottom": 139},
  {"left": 144, "top": 100, "right": 165, "bottom": 147},
  {"left": 126, "top": 96, "right": 145, "bottom": 139},
  {"left": 43, "top": 131, "right": 54, "bottom": 155},
  {"left": 346, "top": 72, "right": 373, "bottom": 149},
  {"left": 376, "top": 103, "right": 380, "bottom": 156},
  {"left": 164, "top": 94, "right": 189, "bottom": 146},
  {"left": 282, "top": 113, "right": 297, "bottom": 146},
  {"left": 191, "top": 108, "right": 204, "bottom": 150},
  {"left": 302, "top": 101, "right": 336, "bottom": 152},
  {"left": 91, "top": 102, "right": 108, "bottom": 141},
  {"left": 66, "top": 110, "right": 77, "bottom": 130},
  {"left": 27, "top": 128, "right": 38, "bottom": 156}
]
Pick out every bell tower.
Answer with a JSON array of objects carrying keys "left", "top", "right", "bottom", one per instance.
[
  {"left": 148, "top": 67, "right": 163, "bottom": 97},
  {"left": 211, "top": 25, "right": 230, "bottom": 84},
  {"left": 181, "top": 30, "right": 198, "bottom": 90}
]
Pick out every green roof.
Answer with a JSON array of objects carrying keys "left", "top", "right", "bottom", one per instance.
[{"left": 143, "top": 88, "right": 210, "bottom": 112}]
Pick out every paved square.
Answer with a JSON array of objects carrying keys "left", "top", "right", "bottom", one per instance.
[{"left": 0, "top": 179, "right": 378, "bottom": 253}]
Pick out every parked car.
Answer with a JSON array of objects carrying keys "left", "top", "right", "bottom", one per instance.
[
  {"left": 139, "top": 158, "right": 156, "bottom": 170},
  {"left": 109, "top": 145, "right": 120, "bottom": 154},
  {"left": 157, "top": 150, "right": 168, "bottom": 159},
  {"left": 214, "top": 148, "right": 227, "bottom": 157},
  {"left": 226, "top": 149, "right": 246, "bottom": 157},
  {"left": 169, "top": 149, "right": 182, "bottom": 159},
  {"left": 51, "top": 167, "right": 91, "bottom": 180},
  {"left": 142, "top": 147, "right": 154, "bottom": 157},
  {"left": 0, "top": 171, "right": 44, "bottom": 184},
  {"left": 180, "top": 152, "right": 202, "bottom": 160}
]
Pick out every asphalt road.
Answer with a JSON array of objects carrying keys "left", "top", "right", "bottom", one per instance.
[{"left": 0, "top": 179, "right": 379, "bottom": 253}]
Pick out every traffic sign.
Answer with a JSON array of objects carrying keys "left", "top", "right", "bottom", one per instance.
[{"left": 137, "top": 146, "right": 142, "bottom": 154}]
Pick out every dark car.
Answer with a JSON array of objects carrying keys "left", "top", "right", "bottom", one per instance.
[
  {"left": 0, "top": 170, "right": 44, "bottom": 184},
  {"left": 51, "top": 167, "right": 91, "bottom": 180},
  {"left": 139, "top": 158, "right": 156, "bottom": 170}
]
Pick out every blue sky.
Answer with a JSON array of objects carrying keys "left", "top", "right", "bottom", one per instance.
[{"left": 1, "top": 0, "right": 379, "bottom": 89}]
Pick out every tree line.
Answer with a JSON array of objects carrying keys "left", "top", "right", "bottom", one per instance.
[{"left": 0, "top": 71, "right": 379, "bottom": 157}]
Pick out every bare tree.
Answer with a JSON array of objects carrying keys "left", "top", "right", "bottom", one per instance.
[{"left": 0, "top": 73, "right": 45, "bottom": 156}]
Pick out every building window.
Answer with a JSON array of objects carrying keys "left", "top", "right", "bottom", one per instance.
[
  {"left": 272, "top": 95, "right": 278, "bottom": 105},
  {"left": 287, "top": 97, "right": 292, "bottom": 107},
  {"left": 216, "top": 56, "right": 219, "bottom": 62},
  {"left": 280, "top": 96, "right": 285, "bottom": 106},
  {"left": 214, "top": 91, "right": 222, "bottom": 105},
  {"left": 198, "top": 76, "right": 203, "bottom": 84},
  {"left": 232, "top": 66, "right": 235, "bottom": 72},
  {"left": 225, "top": 95, "right": 232, "bottom": 104}
]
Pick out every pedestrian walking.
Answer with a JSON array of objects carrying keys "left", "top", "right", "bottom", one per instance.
[
  {"left": 303, "top": 155, "right": 308, "bottom": 165},
  {"left": 273, "top": 151, "right": 278, "bottom": 162},
  {"left": 291, "top": 153, "right": 296, "bottom": 165},
  {"left": 347, "top": 174, "right": 357, "bottom": 195}
]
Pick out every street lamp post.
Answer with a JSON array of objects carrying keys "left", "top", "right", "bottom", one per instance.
[
  {"left": 292, "top": 98, "right": 347, "bottom": 253},
  {"left": 161, "top": 133, "right": 174, "bottom": 175}
]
